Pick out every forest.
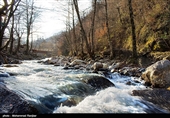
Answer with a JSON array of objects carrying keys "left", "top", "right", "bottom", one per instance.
[
  {"left": 0, "top": 0, "right": 170, "bottom": 64},
  {"left": 1, "top": 0, "right": 170, "bottom": 114}
]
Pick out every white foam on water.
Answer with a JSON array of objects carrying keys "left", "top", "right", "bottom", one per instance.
[{"left": 54, "top": 86, "right": 147, "bottom": 113}]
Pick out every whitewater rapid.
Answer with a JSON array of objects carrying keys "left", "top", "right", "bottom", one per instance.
[{"left": 0, "top": 59, "right": 168, "bottom": 113}]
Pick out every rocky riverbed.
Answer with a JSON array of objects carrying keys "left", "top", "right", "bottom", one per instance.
[
  {"left": 39, "top": 56, "right": 170, "bottom": 113},
  {"left": 0, "top": 55, "right": 170, "bottom": 113}
]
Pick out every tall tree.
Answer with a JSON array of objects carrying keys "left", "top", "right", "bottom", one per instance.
[
  {"left": 9, "top": 12, "right": 15, "bottom": 54},
  {"left": 89, "top": 0, "right": 97, "bottom": 59},
  {"left": 13, "top": 8, "right": 24, "bottom": 55},
  {"left": 66, "top": 0, "right": 74, "bottom": 56},
  {"left": 0, "top": 0, "right": 21, "bottom": 51},
  {"left": 104, "top": 0, "right": 114, "bottom": 59},
  {"left": 73, "top": 0, "right": 94, "bottom": 59},
  {"left": 128, "top": 0, "right": 137, "bottom": 60},
  {"left": 25, "top": 0, "right": 34, "bottom": 55},
  {"left": 71, "top": 1, "right": 78, "bottom": 56}
]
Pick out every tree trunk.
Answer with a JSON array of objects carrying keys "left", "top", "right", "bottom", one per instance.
[
  {"left": 73, "top": 0, "right": 94, "bottom": 59},
  {"left": 14, "top": 36, "right": 21, "bottom": 55},
  {"left": 128, "top": 0, "right": 137, "bottom": 59},
  {"left": 72, "top": 2, "right": 78, "bottom": 56},
  {"left": 0, "top": 0, "right": 21, "bottom": 51},
  {"left": 116, "top": 6, "right": 123, "bottom": 24},
  {"left": 89, "top": 0, "right": 97, "bottom": 59},
  {"left": 25, "top": 26, "right": 30, "bottom": 55},
  {"left": 104, "top": 0, "right": 114, "bottom": 59},
  {"left": 0, "top": 0, "right": 8, "bottom": 48},
  {"left": 9, "top": 13, "right": 14, "bottom": 54},
  {"left": 25, "top": 0, "right": 34, "bottom": 55}
]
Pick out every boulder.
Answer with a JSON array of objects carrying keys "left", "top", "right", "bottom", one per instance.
[
  {"left": 109, "top": 62, "right": 125, "bottom": 72},
  {"left": 92, "top": 62, "right": 103, "bottom": 71},
  {"left": 69, "top": 59, "right": 86, "bottom": 67},
  {"left": 0, "top": 84, "right": 38, "bottom": 114},
  {"left": 141, "top": 59, "right": 170, "bottom": 88},
  {"left": 78, "top": 73, "right": 115, "bottom": 90},
  {"left": 132, "top": 89, "right": 170, "bottom": 113},
  {"left": 55, "top": 74, "right": 115, "bottom": 107}
]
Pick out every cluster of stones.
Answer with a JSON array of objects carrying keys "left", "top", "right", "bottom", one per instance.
[{"left": 41, "top": 56, "right": 170, "bottom": 89}]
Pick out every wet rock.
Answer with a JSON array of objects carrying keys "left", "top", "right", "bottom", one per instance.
[
  {"left": 61, "top": 98, "right": 77, "bottom": 107},
  {"left": 132, "top": 88, "right": 170, "bottom": 113},
  {"left": 119, "top": 67, "right": 144, "bottom": 77},
  {"left": 0, "top": 71, "right": 10, "bottom": 77},
  {"left": 78, "top": 73, "right": 115, "bottom": 90},
  {"left": 10, "top": 59, "right": 22, "bottom": 64},
  {"left": 59, "top": 82, "right": 96, "bottom": 96},
  {"left": 0, "top": 84, "right": 38, "bottom": 114},
  {"left": 61, "top": 96, "right": 85, "bottom": 107},
  {"left": 37, "top": 95, "right": 69, "bottom": 114},
  {"left": 3, "top": 64, "right": 18, "bottom": 67}
]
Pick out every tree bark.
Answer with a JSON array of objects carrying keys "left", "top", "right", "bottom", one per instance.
[
  {"left": 89, "top": 0, "right": 97, "bottom": 59},
  {"left": 0, "top": 0, "right": 21, "bottom": 51},
  {"left": 73, "top": 0, "right": 94, "bottom": 59},
  {"left": 25, "top": 0, "right": 34, "bottom": 55},
  {"left": 104, "top": 0, "right": 114, "bottom": 59},
  {"left": 9, "top": 14, "right": 14, "bottom": 54},
  {"left": 128, "top": 0, "right": 137, "bottom": 59},
  {"left": 72, "top": 2, "right": 78, "bottom": 56}
]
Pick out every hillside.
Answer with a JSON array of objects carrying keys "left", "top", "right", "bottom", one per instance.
[{"left": 33, "top": 0, "right": 170, "bottom": 65}]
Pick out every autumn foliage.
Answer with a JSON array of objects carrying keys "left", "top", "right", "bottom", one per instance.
[{"left": 40, "top": 0, "right": 170, "bottom": 60}]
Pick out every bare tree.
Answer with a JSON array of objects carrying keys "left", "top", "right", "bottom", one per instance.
[
  {"left": 9, "top": 11, "right": 15, "bottom": 54},
  {"left": 104, "top": 0, "right": 114, "bottom": 59},
  {"left": 13, "top": 9, "right": 24, "bottom": 55},
  {"left": 73, "top": 0, "right": 94, "bottom": 59},
  {"left": 128, "top": 0, "right": 137, "bottom": 60},
  {"left": 0, "top": 0, "right": 21, "bottom": 51},
  {"left": 15, "top": 0, "right": 39, "bottom": 55},
  {"left": 25, "top": 0, "right": 34, "bottom": 54},
  {"left": 66, "top": 0, "right": 74, "bottom": 56},
  {"left": 71, "top": 1, "right": 78, "bottom": 56},
  {"left": 89, "top": 0, "right": 97, "bottom": 59}
]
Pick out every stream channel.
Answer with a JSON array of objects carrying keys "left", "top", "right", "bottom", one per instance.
[{"left": 0, "top": 59, "right": 169, "bottom": 114}]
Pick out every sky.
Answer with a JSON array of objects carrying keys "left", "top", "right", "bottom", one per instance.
[{"left": 34, "top": 0, "right": 91, "bottom": 39}]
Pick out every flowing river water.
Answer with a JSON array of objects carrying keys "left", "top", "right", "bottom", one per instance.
[{"left": 0, "top": 59, "right": 169, "bottom": 114}]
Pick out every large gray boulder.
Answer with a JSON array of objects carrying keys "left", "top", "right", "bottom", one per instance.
[{"left": 141, "top": 59, "right": 170, "bottom": 88}]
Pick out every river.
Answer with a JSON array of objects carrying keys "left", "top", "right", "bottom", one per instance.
[{"left": 0, "top": 59, "right": 169, "bottom": 114}]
